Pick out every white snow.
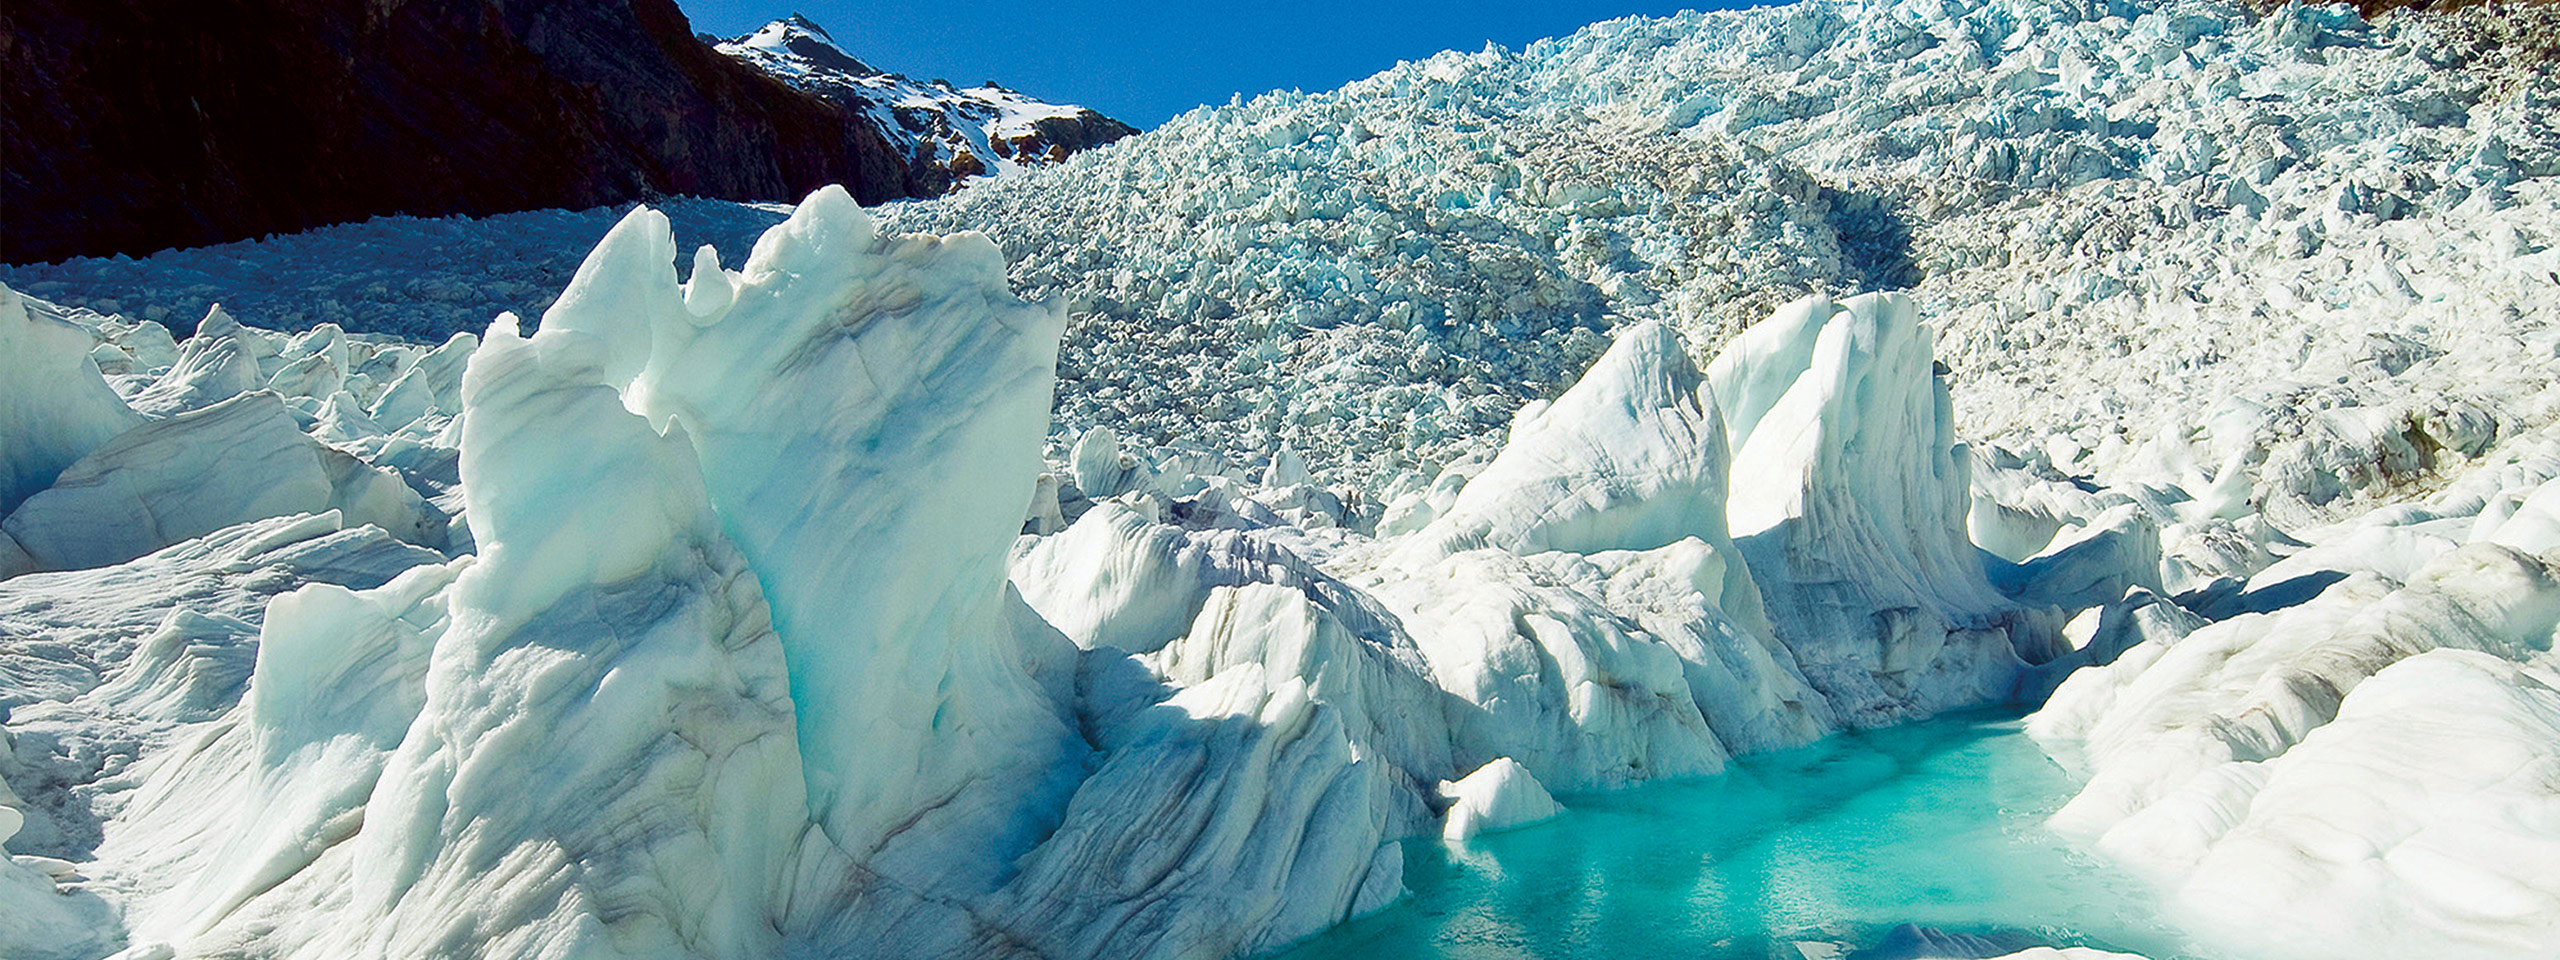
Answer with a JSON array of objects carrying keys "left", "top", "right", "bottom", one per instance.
[
  {"left": 2167, "top": 651, "right": 2560, "bottom": 960},
  {"left": 715, "top": 16, "right": 1122, "bottom": 184},
  {"left": 724, "top": 15, "right": 872, "bottom": 74}
]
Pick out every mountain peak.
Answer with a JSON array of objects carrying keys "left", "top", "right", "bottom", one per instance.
[
  {"left": 713, "top": 12, "right": 1136, "bottom": 189},
  {"left": 730, "top": 14, "right": 877, "bottom": 77}
]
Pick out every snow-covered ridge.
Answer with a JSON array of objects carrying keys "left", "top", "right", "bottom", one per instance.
[
  {"left": 715, "top": 15, "right": 1137, "bottom": 183},
  {"left": 722, "top": 12, "right": 884, "bottom": 77}
]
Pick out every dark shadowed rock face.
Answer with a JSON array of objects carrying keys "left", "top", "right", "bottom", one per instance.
[{"left": 0, "top": 0, "right": 1118, "bottom": 264}]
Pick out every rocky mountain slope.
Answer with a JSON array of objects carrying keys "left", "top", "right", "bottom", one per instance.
[
  {"left": 716, "top": 15, "right": 1135, "bottom": 188},
  {"left": 0, "top": 0, "right": 1129, "bottom": 265}
]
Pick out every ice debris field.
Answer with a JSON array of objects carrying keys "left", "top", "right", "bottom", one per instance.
[{"left": 4, "top": 1, "right": 2560, "bottom": 959}]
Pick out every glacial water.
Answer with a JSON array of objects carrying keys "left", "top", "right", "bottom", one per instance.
[{"left": 1272, "top": 712, "right": 2215, "bottom": 960}]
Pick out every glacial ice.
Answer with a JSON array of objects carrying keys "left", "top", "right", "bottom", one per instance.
[
  {"left": 600, "top": 190, "right": 1091, "bottom": 904},
  {"left": 300, "top": 317, "right": 803, "bottom": 959},
  {"left": 978, "top": 649, "right": 1413, "bottom": 960},
  {"left": 3, "top": 190, "right": 1432, "bottom": 960},
  {"left": 1013, "top": 285, "right": 2057, "bottom": 898},
  {"left": 3, "top": 391, "right": 436, "bottom": 573},
  {"left": 11, "top": 0, "right": 2558, "bottom": 533},
  {"left": 862, "top": 0, "right": 2560, "bottom": 531},
  {"left": 1012, "top": 500, "right": 1229, "bottom": 653},
  {"left": 6, "top": 0, "right": 2560, "bottom": 958},
  {"left": 366, "top": 331, "right": 478, "bottom": 431},
  {"left": 2029, "top": 515, "right": 2560, "bottom": 959},
  {"left": 1438, "top": 757, "right": 1563, "bottom": 840},
  {"left": 0, "top": 510, "right": 441, "bottom": 951},
  {"left": 0, "top": 285, "right": 142, "bottom": 517},
  {"left": 17, "top": 184, "right": 2141, "bottom": 958},
  {"left": 14, "top": 197, "right": 2483, "bottom": 957},
  {"left": 1713, "top": 292, "right": 2054, "bottom": 727},
  {"left": 126, "top": 306, "right": 269, "bottom": 418},
  {"left": 0, "top": 853, "right": 115, "bottom": 960},
  {"left": 1413, "top": 321, "right": 1761, "bottom": 610},
  {"left": 2168, "top": 651, "right": 2560, "bottom": 960}
]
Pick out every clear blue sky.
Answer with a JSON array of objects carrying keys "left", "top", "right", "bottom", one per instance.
[{"left": 676, "top": 1, "right": 1762, "bottom": 128}]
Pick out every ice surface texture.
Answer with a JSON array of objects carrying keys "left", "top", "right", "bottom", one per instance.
[
  {"left": 1, "top": 188, "right": 2078, "bottom": 959},
  {"left": 2031, "top": 534, "right": 2560, "bottom": 959},
  {"left": 7, "top": 1, "right": 2560, "bottom": 957},
  {"left": 23, "top": 199, "right": 2551, "bottom": 958},
  {"left": 8, "top": 0, "right": 2557, "bottom": 535},
  {"left": 0, "top": 286, "right": 141, "bottom": 517},
  {"left": 5, "top": 392, "right": 434, "bottom": 573},
  {"left": 870, "top": 0, "right": 2560, "bottom": 522},
  {"left": 1438, "top": 758, "right": 1564, "bottom": 840}
]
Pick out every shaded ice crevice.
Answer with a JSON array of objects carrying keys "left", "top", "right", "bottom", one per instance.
[{"left": 0, "top": 284, "right": 142, "bottom": 517}]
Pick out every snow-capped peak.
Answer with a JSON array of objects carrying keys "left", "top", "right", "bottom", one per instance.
[
  {"left": 728, "top": 13, "right": 878, "bottom": 78},
  {"left": 714, "top": 14, "right": 1135, "bottom": 188}
]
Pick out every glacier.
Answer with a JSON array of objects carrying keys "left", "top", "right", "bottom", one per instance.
[
  {"left": 873, "top": 0, "right": 2560, "bottom": 528},
  {"left": 3, "top": 0, "right": 2560, "bottom": 958},
  {"left": 0, "top": 189, "right": 2089, "bottom": 960}
]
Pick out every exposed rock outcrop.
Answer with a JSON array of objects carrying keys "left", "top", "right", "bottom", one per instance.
[
  {"left": 0, "top": 0, "right": 1131, "bottom": 264},
  {"left": 715, "top": 15, "right": 1136, "bottom": 190}
]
